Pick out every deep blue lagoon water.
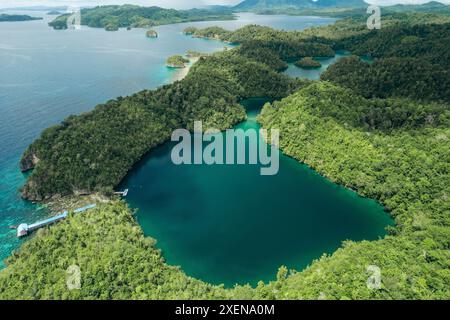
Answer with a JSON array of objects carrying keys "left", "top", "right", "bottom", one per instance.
[{"left": 0, "top": 11, "right": 391, "bottom": 287}]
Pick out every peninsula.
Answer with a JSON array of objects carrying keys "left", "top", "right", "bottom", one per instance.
[
  {"left": 166, "top": 55, "right": 190, "bottom": 68},
  {"left": 0, "top": 14, "right": 43, "bottom": 22},
  {"left": 48, "top": 4, "right": 235, "bottom": 30}
]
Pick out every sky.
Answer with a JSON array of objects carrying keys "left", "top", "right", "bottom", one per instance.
[{"left": 0, "top": 0, "right": 449, "bottom": 10}]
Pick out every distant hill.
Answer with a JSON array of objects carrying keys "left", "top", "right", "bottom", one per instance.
[
  {"left": 48, "top": 5, "right": 235, "bottom": 30},
  {"left": 384, "top": 1, "right": 450, "bottom": 14},
  {"left": 234, "top": 0, "right": 450, "bottom": 17},
  {"left": 234, "top": 0, "right": 368, "bottom": 10},
  {"left": 0, "top": 14, "right": 43, "bottom": 22},
  {"left": 47, "top": 10, "right": 62, "bottom": 16}
]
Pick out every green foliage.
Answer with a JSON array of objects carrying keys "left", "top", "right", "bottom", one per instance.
[
  {"left": 48, "top": 5, "right": 235, "bottom": 30},
  {"left": 338, "top": 23, "right": 450, "bottom": 66},
  {"left": 7, "top": 12, "right": 450, "bottom": 300},
  {"left": 257, "top": 82, "right": 450, "bottom": 299},
  {"left": 0, "top": 202, "right": 230, "bottom": 299},
  {"left": 19, "top": 47, "right": 297, "bottom": 201},
  {"left": 240, "top": 2, "right": 450, "bottom": 19},
  {"left": 295, "top": 57, "right": 321, "bottom": 68},
  {"left": 234, "top": 0, "right": 367, "bottom": 11},
  {"left": 236, "top": 43, "right": 288, "bottom": 71},
  {"left": 322, "top": 56, "right": 450, "bottom": 103},
  {"left": 191, "top": 24, "right": 336, "bottom": 60},
  {"left": 191, "top": 26, "right": 231, "bottom": 39},
  {"left": 186, "top": 50, "right": 209, "bottom": 58},
  {"left": 166, "top": 55, "right": 189, "bottom": 68},
  {"left": 0, "top": 14, "right": 43, "bottom": 22},
  {"left": 145, "top": 29, "right": 158, "bottom": 38},
  {"left": 183, "top": 26, "right": 197, "bottom": 35}
]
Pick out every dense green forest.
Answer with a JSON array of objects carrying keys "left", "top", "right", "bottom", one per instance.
[
  {"left": 0, "top": 202, "right": 230, "bottom": 299},
  {"left": 48, "top": 5, "right": 235, "bottom": 30},
  {"left": 234, "top": 0, "right": 367, "bottom": 11},
  {"left": 19, "top": 47, "right": 299, "bottom": 201},
  {"left": 2, "top": 13, "right": 449, "bottom": 299},
  {"left": 166, "top": 55, "right": 189, "bottom": 68},
  {"left": 257, "top": 82, "right": 449, "bottom": 299},
  {"left": 254, "top": 3, "right": 450, "bottom": 18},
  {"left": 295, "top": 57, "right": 322, "bottom": 68},
  {"left": 0, "top": 14, "right": 43, "bottom": 22}
]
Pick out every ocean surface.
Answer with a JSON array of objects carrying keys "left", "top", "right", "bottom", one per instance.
[{"left": 0, "top": 11, "right": 391, "bottom": 287}]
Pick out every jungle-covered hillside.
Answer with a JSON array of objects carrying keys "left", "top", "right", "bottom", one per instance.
[{"left": 2, "top": 13, "right": 449, "bottom": 300}]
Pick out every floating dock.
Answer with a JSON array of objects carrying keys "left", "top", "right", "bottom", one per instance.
[
  {"left": 16, "top": 204, "right": 96, "bottom": 238},
  {"left": 114, "top": 189, "right": 129, "bottom": 197}
]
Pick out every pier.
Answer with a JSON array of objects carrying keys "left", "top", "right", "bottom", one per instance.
[
  {"left": 114, "top": 189, "right": 129, "bottom": 197},
  {"left": 16, "top": 204, "right": 97, "bottom": 238}
]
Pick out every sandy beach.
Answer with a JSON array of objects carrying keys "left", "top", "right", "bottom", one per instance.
[{"left": 171, "top": 57, "right": 200, "bottom": 82}]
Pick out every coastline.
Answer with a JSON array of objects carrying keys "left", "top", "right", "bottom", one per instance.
[{"left": 170, "top": 57, "right": 200, "bottom": 82}]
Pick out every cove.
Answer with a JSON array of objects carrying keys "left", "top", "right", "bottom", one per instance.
[{"left": 119, "top": 98, "right": 394, "bottom": 287}]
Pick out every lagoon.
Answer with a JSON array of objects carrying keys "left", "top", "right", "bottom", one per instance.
[
  {"left": 0, "top": 11, "right": 393, "bottom": 286},
  {"left": 119, "top": 98, "right": 393, "bottom": 287}
]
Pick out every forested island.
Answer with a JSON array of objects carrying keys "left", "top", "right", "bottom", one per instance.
[
  {"left": 166, "top": 55, "right": 190, "bottom": 68},
  {"left": 295, "top": 57, "right": 322, "bottom": 68},
  {"left": 47, "top": 10, "right": 62, "bottom": 15},
  {"left": 235, "top": 0, "right": 450, "bottom": 17},
  {"left": 1, "top": 12, "right": 449, "bottom": 300},
  {"left": 145, "top": 29, "right": 158, "bottom": 38},
  {"left": 48, "top": 5, "right": 235, "bottom": 31},
  {"left": 0, "top": 14, "right": 43, "bottom": 22}
]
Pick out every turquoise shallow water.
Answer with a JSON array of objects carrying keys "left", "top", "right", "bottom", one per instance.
[{"left": 0, "top": 11, "right": 390, "bottom": 284}]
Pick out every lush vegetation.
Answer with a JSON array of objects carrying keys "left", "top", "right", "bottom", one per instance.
[
  {"left": 186, "top": 50, "right": 209, "bottom": 58},
  {"left": 235, "top": 1, "right": 450, "bottom": 18},
  {"left": 234, "top": 0, "right": 367, "bottom": 11},
  {"left": 319, "top": 20, "right": 450, "bottom": 104},
  {"left": 4, "top": 12, "right": 449, "bottom": 300},
  {"left": 48, "top": 5, "right": 235, "bottom": 31},
  {"left": 47, "top": 11, "right": 62, "bottom": 16},
  {"left": 166, "top": 55, "right": 189, "bottom": 68},
  {"left": 295, "top": 57, "right": 322, "bottom": 68},
  {"left": 0, "top": 14, "right": 43, "bottom": 22},
  {"left": 190, "top": 26, "right": 231, "bottom": 40},
  {"left": 0, "top": 201, "right": 231, "bottom": 299},
  {"left": 186, "top": 24, "right": 336, "bottom": 60},
  {"left": 322, "top": 56, "right": 449, "bottom": 103},
  {"left": 257, "top": 82, "right": 449, "bottom": 299},
  {"left": 145, "top": 29, "right": 158, "bottom": 38},
  {"left": 19, "top": 46, "right": 299, "bottom": 201}
]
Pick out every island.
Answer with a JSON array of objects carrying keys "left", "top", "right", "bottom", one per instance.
[
  {"left": 0, "top": 14, "right": 43, "bottom": 22},
  {"left": 190, "top": 26, "right": 230, "bottom": 40},
  {"left": 1, "top": 11, "right": 449, "bottom": 301},
  {"left": 183, "top": 26, "right": 197, "bottom": 35},
  {"left": 166, "top": 55, "right": 190, "bottom": 68},
  {"left": 145, "top": 29, "right": 158, "bottom": 38},
  {"left": 48, "top": 4, "right": 235, "bottom": 30},
  {"left": 186, "top": 50, "right": 208, "bottom": 58},
  {"left": 47, "top": 10, "right": 62, "bottom": 15},
  {"left": 105, "top": 23, "right": 119, "bottom": 31},
  {"left": 295, "top": 57, "right": 322, "bottom": 69}
]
